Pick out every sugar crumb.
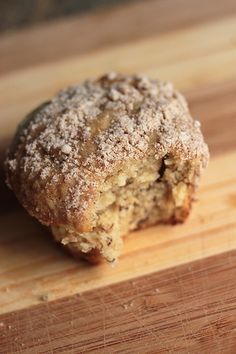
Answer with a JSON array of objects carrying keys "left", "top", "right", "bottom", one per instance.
[
  {"left": 39, "top": 294, "right": 49, "bottom": 302},
  {"left": 194, "top": 120, "right": 201, "bottom": 128},
  {"left": 61, "top": 144, "right": 72, "bottom": 154}
]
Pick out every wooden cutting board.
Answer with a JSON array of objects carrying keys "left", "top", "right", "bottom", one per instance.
[{"left": 0, "top": 0, "right": 236, "bottom": 352}]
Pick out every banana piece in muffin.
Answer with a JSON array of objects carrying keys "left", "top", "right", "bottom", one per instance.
[{"left": 5, "top": 73, "right": 209, "bottom": 263}]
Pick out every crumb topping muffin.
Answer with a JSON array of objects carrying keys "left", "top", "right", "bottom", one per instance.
[{"left": 5, "top": 73, "right": 209, "bottom": 262}]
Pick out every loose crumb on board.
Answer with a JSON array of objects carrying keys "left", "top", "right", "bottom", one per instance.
[
  {"left": 0, "top": 322, "right": 4, "bottom": 327},
  {"left": 122, "top": 301, "right": 134, "bottom": 310},
  {"left": 39, "top": 294, "right": 49, "bottom": 302}
]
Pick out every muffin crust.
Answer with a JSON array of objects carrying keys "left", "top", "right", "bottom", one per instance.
[{"left": 5, "top": 73, "right": 209, "bottom": 262}]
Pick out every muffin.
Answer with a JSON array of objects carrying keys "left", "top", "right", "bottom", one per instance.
[{"left": 5, "top": 73, "right": 209, "bottom": 263}]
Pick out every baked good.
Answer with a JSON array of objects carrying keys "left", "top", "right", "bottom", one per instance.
[{"left": 5, "top": 73, "right": 209, "bottom": 263}]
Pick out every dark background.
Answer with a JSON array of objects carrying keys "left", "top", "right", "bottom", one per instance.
[{"left": 0, "top": 0, "right": 134, "bottom": 33}]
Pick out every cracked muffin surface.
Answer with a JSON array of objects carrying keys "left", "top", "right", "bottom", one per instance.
[{"left": 5, "top": 73, "right": 209, "bottom": 262}]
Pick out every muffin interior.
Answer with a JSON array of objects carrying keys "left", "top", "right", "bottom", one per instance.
[{"left": 52, "top": 156, "right": 195, "bottom": 262}]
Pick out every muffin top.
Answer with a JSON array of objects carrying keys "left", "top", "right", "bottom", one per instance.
[{"left": 5, "top": 73, "right": 209, "bottom": 229}]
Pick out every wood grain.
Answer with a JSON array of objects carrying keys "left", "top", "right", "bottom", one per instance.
[
  {"left": 1, "top": 16, "right": 236, "bottom": 140},
  {"left": 1, "top": 0, "right": 236, "bottom": 352},
  {"left": 1, "top": 76, "right": 236, "bottom": 314},
  {"left": 187, "top": 80, "right": 236, "bottom": 156},
  {"left": 1, "top": 0, "right": 236, "bottom": 75},
  {"left": 0, "top": 250, "right": 236, "bottom": 353}
]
